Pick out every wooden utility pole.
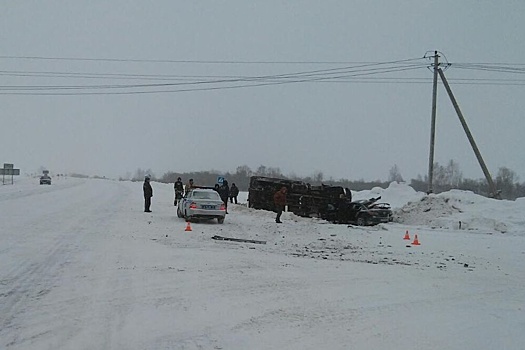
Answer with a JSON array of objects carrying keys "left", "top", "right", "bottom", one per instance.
[
  {"left": 437, "top": 68, "right": 499, "bottom": 198},
  {"left": 427, "top": 51, "right": 439, "bottom": 194}
]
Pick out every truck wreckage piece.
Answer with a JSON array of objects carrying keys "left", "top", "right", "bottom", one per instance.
[{"left": 212, "top": 235, "right": 266, "bottom": 244}]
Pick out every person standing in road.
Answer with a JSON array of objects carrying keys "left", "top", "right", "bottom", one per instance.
[
  {"left": 273, "top": 186, "right": 287, "bottom": 223},
  {"left": 174, "top": 177, "right": 184, "bottom": 206},
  {"left": 229, "top": 183, "right": 239, "bottom": 204},
  {"left": 143, "top": 175, "right": 153, "bottom": 212},
  {"left": 218, "top": 180, "right": 230, "bottom": 214}
]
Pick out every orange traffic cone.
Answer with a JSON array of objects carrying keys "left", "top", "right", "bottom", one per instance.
[
  {"left": 411, "top": 234, "right": 421, "bottom": 245},
  {"left": 185, "top": 221, "right": 192, "bottom": 232},
  {"left": 403, "top": 230, "right": 410, "bottom": 240}
]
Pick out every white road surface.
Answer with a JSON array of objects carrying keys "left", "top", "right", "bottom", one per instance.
[{"left": 1, "top": 177, "right": 524, "bottom": 349}]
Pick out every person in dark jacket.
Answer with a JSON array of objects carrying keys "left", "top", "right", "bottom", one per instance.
[
  {"left": 273, "top": 186, "right": 287, "bottom": 223},
  {"left": 174, "top": 177, "right": 184, "bottom": 206},
  {"left": 229, "top": 183, "right": 239, "bottom": 204},
  {"left": 218, "top": 180, "right": 230, "bottom": 214},
  {"left": 143, "top": 175, "right": 153, "bottom": 212}
]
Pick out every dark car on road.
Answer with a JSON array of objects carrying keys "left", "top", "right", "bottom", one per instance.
[{"left": 39, "top": 175, "right": 51, "bottom": 185}]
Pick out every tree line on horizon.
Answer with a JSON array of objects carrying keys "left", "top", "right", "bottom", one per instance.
[{"left": 126, "top": 160, "right": 525, "bottom": 200}]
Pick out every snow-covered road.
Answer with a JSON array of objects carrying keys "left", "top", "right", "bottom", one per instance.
[{"left": 1, "top": 178, "right": 524, "bottom": 349}]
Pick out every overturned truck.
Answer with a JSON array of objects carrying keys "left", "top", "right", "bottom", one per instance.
[{"left": 247, "top": 176, "right": 352, "bottom": 218}]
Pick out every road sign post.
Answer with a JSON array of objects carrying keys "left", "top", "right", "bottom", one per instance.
[{"left": 1, "top": 163, "right": 20, "bottom": 185}]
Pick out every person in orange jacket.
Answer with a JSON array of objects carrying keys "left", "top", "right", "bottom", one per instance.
[{"left": 273, "top": 186, "right": 287, "bottom": 223}]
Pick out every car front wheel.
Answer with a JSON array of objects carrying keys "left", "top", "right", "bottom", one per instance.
[{"left": 357, "top": 216, "right": 367, "bottom": 226}]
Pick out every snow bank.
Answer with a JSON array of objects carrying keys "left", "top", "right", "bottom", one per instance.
[
  {"left": 394, "top": 190, "right": 525, "bottom": 235},
  {"left": 352, "top": 182, "right": 424, "bottom": 209},
  {"left": 346, "top": 182, "right": 524, "bottom": 236}
]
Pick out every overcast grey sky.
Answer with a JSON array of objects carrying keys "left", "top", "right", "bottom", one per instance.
[{"left": 1, "top": 1, "right": 524, "bottom": 182}]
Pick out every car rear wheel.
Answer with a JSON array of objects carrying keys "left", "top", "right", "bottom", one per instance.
[
  {"left": 217, "top": 217, "right": 224, "bottom": 224},
  {"left": 176, "top": 207, "right": 183, "bottom": 218}
]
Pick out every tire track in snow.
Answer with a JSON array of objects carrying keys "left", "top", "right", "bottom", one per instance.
[{"left": 0, "top": 180, "right": 130, "bottom": 349}]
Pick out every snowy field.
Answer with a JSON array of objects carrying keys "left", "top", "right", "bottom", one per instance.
[{"left": 1, "top": 177, "right": 524, "bottom": 350}]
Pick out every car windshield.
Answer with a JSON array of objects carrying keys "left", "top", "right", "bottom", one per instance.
[
  {"left": 192, "top": 191, "right": 220, "bottom": 200},
  {"left": 352, "top": 203, "right": 366, "bottom": 210}
]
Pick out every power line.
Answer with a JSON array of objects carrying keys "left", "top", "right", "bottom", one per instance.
[
  {"left": 0, "top": 65, "right": 429, "bottom": 95},
  {"left": 0, "top": 63, "right": 428, "bottom": 82},
  {"left": 3, "top": 68, "right": 525, "bottom": 85},
  {"left": 452, "top": 64, "right": 525, "bottom": 74},
  {"left": 0, "top": 59, "right": 427, "bottom": 82},
  {"left": 2, "top": 55, "right": 525, "bottom": 95},
  {"left": 0, "top": 61, "right": 429, "bottom": 94},
  {"left": 0, "top": 55, "right": 425, "bottom": 65},
  {"left": 4, "top": 54, "right": 524, "bottom": 67}
]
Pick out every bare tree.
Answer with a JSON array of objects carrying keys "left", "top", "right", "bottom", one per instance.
[
  {"left": 388, "top": 164, "right": 404, "bottom": 183},
  {"left": 445, "top": 159, "right": 462, "bottom": 188},
  {"left": 235, "top": 165, "right": 252, "bottom": 178},
  {"left": 496, "top": 167, "right": 517, "bottom": 199},
  {"left": 255, "top": 165, "right": 267, "bottom": 176},
  {"left": 287, "top": 171, "right": 299, "bottom": 180},
  {"left": 133, "top": 168, "right": 155, "bottom": 181},
  {"left": 432, "top": 162, "right": 447, "bottom": 189},
  {"left": 312, "top": 171, "right": 324, "bottom": 184},
  {"left": 266, "top": 167, "right": 282, "bottom": 178}
]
